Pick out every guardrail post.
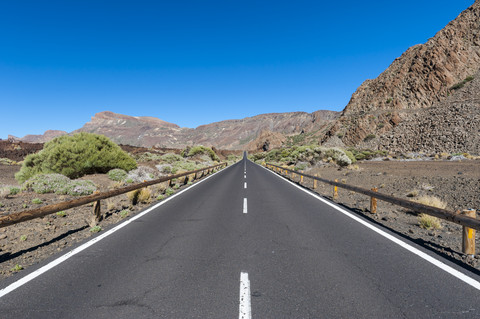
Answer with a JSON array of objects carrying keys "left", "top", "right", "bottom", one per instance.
[
  {"left": 93, "top": 200, "right": 102, "bottom": 222},
  {"left": 300, "top": 172, "right": 304, "bottom": 184},
  {"left": 313, "top": 174, "right": 318, "bottom": 189},
  {"left": 370, "top": 187, "right": 378, "bottom": 214},
  {"left": 462, "top": 209, "right": 476, "bottom": 256},
  {"left": 333, "top": 179, "right": 338, "bottom": 200}
]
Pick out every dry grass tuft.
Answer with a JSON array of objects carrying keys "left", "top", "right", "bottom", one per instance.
[
  {"left": 137, "top": 187, "right": 152, "bottom": 204},
  {"left": 406, "top": 189, "right": 419, "bottom": 198},
  {"left": 106, "top": 199, "right": 117, "bottom": 211},
  {"left": 413, "top": 195, "right": 447, "bottom": 209},
  {"left": 127, "top": 189, "right": 141, "bottom": 205},
  {"left": 418, "top": 214, "right": 442, "bottom": 230}
]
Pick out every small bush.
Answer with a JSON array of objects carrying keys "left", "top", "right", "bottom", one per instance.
[
  {"left": 9, "top": 187, "right": 20, "bottom": 195},
  {"left": 0, "top": 187, "right": 10, "bottom": 198},
  {"left": 119, "top": 210, "right": 129, "bottom": 218},
  {"left": 23, "top": 174, "right": 97, "bottom": 196},
  {"left": 165, "top": 187, "right": 175, "bottom": 196},
  {"left": 23, "top": 174, "right": 70, "bottom": 194},
  {"left": 363, "top": 134, "right": 376, "bottom": 142},
  {"left": 108, "top": 169, "right": 127, "bottom": 181},
  {"left": 90, "top": 225, "right": 102, "bottom": 233},
  {"left": 160, "top": 153, "right": 183, "bottom": 164},
  {"left": 126, "top": 166, "right": 158, "bottom": 183},
  {"left": 32, "top": 198, "right": 43, "bottom": 204},
  {"left": 156, "top": 194, "right": 164, "bottom": 200},
  {"left": 344, "top": 150, "right": 357, "bottom": 164},
  {"left": 56, "top": 211, "right": 67, "bottom": 217},
  {"left": 15, "top": 133, "right": 137, "bottom": 183},
  {"left": 58, "top": 180, "right": 96, "bottom": 196},
  {"left": 20, "top": 235, "right": 27, "bottom": 241},
  {"left": 183, "top": 146, "right": 219, "bottom": 161},
  {"left": 418, "top": 214, "right": 442, "bottom": 230},
  {"left": 10, "top": 264, "right": 23, "bottom": 272}
]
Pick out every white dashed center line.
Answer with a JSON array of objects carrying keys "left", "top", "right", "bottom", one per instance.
[
  {"left": 243, "top": 198, "right": 248, "bottom": 214},
  {"left": 239, "top": 272, "right": 252, "bottom": 319},
  {"left": 244, "top": 182, "right": 247, "bottom": 189}
]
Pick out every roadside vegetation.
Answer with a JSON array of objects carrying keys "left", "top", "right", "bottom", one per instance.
[
  {"left": 249, "top": 145, "right": 366, "bottom": 169},
  {"left": 15, "top": 133, "right": 137, "bottom": 183}
]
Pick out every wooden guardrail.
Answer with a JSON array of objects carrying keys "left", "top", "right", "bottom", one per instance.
[
  {"left": 266, "top": 163, "right": 478, "bottom": 255},
  {"left": 0, "top": 163, "right": 227, "bottom": 228}
]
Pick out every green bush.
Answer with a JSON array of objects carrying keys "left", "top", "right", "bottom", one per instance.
[
  {"left": 160, "top": 153, "right": 183, "bottom": 164},
  {"left": 15, "top": 133, "right": 137, "bottom": 183},
  {"left": 32, "top": 198, "right": 42, "bottom": 204},
  {"left": 344, "top": 150, "right": 357, "bottom": 164},
  {"left": 108, "top": 169, "right": 127, "bottom": 181},
  {"left": 9, "top": 187, "right": 20, "bottom": 195},
  {"left": 183, "top": 146, "right": 219, "bottom": 161}
]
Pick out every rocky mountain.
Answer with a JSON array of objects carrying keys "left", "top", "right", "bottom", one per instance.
[
  {"left": 9, "top": 130, "right": 67, "bottom": 144},
  {"left": 59, "top": 110, "right": 338, "bottom": 150},
  {"left": 323, "top": 1, "right": 480, "bottom": 149}
]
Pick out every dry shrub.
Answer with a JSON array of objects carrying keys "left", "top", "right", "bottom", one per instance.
[
  {"left": 407, "top": 189, "right": 419, "bottom": 198},
  {"left": 413, "top": 195, "right": 447, "bottom": 209},
  {"left": 106, "top": 199, "right": 117, "bottom": 211},
  {"left": 110, "top": 181, "right": 124, "bottom": 190},
  {"left": 137, "top": 187, "right": 152, "bottom": 204},
  {"left": 418, "top": 214, "right": 442, "bottom": 230},
  {"left": 127, "top": 189, "right": 141, "bottom": 205},
  {"left": 0, "top": 187, "right": 9, "bottom": 199}
]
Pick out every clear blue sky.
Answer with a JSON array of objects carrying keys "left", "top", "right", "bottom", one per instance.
[{"left": 0, "top": 0, "right": 473, "bottom": 139}]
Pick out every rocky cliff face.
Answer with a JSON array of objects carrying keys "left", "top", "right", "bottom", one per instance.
[
  {"left": 378, "top": 69, "right": 480, "bottom": 155},
  {"left": 324, "top": 1, "right": 480, "bottom": 147}
]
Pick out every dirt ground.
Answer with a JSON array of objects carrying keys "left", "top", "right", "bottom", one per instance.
[{"left": 0, "top": 159, "right": 479, "bottom": 281}]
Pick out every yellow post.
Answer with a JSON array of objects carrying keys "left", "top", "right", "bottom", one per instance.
[
  {"left": 333, "top": 179, "right": 338, "bottom": 200},
  {"left": 313, "top": 174, "right": 318, "bottom": 189},
  {"left": 462, "top": 209, "right": 476, "bottom": 256},
  {"left": 300, "top": 173, "right": 304, "bottom": 184},
  {"left": 370, "top": 187, "right": 378, "bottom": 214}
]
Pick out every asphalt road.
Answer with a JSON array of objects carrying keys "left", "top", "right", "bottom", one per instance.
[{"left": 1, "top": 157, "right": 480, "bottom": 318}]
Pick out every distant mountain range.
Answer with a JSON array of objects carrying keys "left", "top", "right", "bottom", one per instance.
[
  {"left": 10, "top": 110, "right": 339, "bottom": 151},
  {"left": 9, "top": 2, "right": 480, "bottom": 154}
]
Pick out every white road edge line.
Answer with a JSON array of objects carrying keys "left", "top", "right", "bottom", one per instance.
[
  {"left": 244, "top": 182, "right": 247, "bottom": 189},
  {"left": 0, "top": 166, "right": 231, "bottom": 298},
  {"left": 239, "top": 272, "right": 252, "bottom": 319},
  {"left": 259, "top": 164, "right": 480, "bottom": 291},
  {"left": 243, "top": 198, "right": 248, "bottom": 214}
]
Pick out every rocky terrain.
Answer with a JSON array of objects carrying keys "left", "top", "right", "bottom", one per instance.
[
  {"left": 323, "top": 1, "right": 480, "bottom": 151},
  {"left": 379, "top": 69, "right": 480, "bottom": 154}
]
